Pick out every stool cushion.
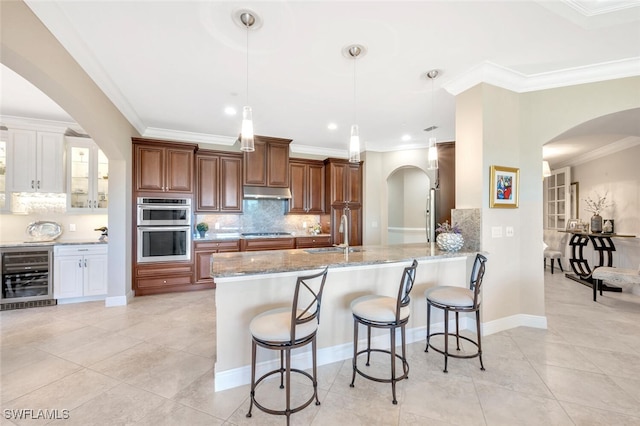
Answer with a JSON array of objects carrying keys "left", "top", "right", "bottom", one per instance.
[
  {"left": 544, "top": 249, "right": 562, "bottom": 259},
  {"left": 249, "top": 307, "right": 318, "bottom": 342},
  {"left": 592, "top": 267, "right": 640, "bottom": 285},
  {"left": 351, "top": 295, "right": 410, "bottom": 322},
  {"left": 425, "top": 286, "right": 477, "bottom": 308}
]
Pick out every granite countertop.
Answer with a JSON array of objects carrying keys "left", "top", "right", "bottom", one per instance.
[
  {"left": 0, "top": 239, "right": 107, "bottom": 249},
  {"left": 210, "top": 243, "right": 475, "bottom": 278}
]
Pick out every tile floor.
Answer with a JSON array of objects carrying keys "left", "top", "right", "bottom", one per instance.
[{"left": 1, "top": 271, "right": 640, "bottom": 425}]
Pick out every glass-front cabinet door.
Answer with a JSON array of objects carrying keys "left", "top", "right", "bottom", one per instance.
[
  {"left": 0, "top": 134, "right": 7, "bottom": 210},
  {"left": 66, "top": 137, "right": 108, "bottom": 212}
]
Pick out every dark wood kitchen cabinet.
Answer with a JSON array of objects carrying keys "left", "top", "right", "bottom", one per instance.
[
  {"left": 295, "top": 235, "right": 332, "bottom": 249},
  {"left": 193, "top": 239, "right": 240, "bottom": 286},
  {"left": 133, "top": 138, "right": 197, "bottom": 194},
  {"left": 243, "top": 136, "right": 291, "bottom": 187},
  {"left": 288, "top": 159, "right": 325, "bottom": 214},
  {"left": 325, "top": 158, "right": 363, "bottom": 246},
  {"left": 195, "top": 150, "right": 242, "bottom": 213},
  {"left": 435, "top": 142, "right": 455, "bottom": 226},
  {"left": 134, "top": 262, "right": 197, "bottom": 296}
]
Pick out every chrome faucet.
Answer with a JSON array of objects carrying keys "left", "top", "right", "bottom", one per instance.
[{"left": 339, "top": 212, "right": 349, "bottom": 250}]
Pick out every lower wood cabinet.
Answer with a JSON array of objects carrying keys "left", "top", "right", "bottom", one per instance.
[
  {"left": 134, "top": 261, "right": 196, "bottom": 296},
  {"left": 295, "top": 235, "right": 332, "bottom": 249},
  {"left": 54, "top": 244, "right": 108, "bottom": 300},
  {"left": 240, "top": 237, "right": 296, "bottom": 252},
  {"left": 194, "top": 240, "right": 240, "bottom": 286}
]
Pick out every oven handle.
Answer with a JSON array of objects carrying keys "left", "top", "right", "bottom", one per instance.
[{"left": 137, "top": 226, "right": 192, "bottom": 232}]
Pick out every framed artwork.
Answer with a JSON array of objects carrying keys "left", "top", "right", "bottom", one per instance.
[
  {"left": 489, "top": 165, "right": 519, "bottom": 208},
  {"left": 566, "top": 219, "right": 579, "bottom": 231}
]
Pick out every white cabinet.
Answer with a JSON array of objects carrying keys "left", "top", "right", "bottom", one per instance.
[
  {"left": 66, "top": 137, "right": 109, "bottom": 212},
  {"left": 7, "top": 130, "right": 65, "bottom": 193},
  {"left": 54, "top": 245, "right": 108, "bottom": 300}
]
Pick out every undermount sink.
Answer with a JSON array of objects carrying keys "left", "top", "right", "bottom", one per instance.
[{"left": 304, "top": 247, "right": 365, "bottom": 254}]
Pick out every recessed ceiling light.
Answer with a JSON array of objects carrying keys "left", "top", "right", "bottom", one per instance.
[
  {"left": 224, "top": 106, "right": 237, "bottom": 116},
  {"left": 401, "top": 134, "right": 411, "bottom": 142},
  {"left": 327, "top": 122, "right": 337, "bottom": 130}
]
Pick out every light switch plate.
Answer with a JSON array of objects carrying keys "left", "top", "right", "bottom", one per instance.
[{"left": 491, "top": 226, "right": 502, "bottom": 238}]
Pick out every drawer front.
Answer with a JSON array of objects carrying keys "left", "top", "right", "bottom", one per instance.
[
  {"left": 193, "top": 240, "right": 240, "bottom": 251},
  {"left": 55, "top": 244, "right": 108, "bottom": 256},
  {"left": 136, "top": 263, "right": 193, "bottom": 277},
  {"left": 241, "top": 238, "right": 296, "bottom": 251},
  {"left": 296, "top": 236, "right": 332, "bottom": 248},
  {"left": 136, "top": 275, "right": 192, "bottom": 289}
]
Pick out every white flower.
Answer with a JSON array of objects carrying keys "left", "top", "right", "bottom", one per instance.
[{"left": 583, "top": 191, "right": 612, "bottom": 215}]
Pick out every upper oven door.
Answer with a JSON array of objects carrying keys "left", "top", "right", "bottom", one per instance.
[{"left": 137, "top": 204, "right": 191, "bottom": 226}]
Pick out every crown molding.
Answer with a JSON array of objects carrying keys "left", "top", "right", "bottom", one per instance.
[
  {"left": 290, "top": 143, "right": 346, "bottom": 158},
  {"left": 555, "top": 136, "right": 640, "bottom": 168},
  {"left": 0, "top": 115, "right": 80, "bottom": 133},
  {"left": 142, "top": 127, "right": 238, "bottom": 146},
  {"left": 443, "top": 58, "right": 640, "bottom": 96}
]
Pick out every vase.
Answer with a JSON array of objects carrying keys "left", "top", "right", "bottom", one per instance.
[
  {"left": 436, "top": 233, "right": 464, "bottom": 252},
  {"left": 590, "top": 214, "right": 603, "bottom": 233},
  {"left": 199, "top": 230, "right": 206, "bottom": 238}
]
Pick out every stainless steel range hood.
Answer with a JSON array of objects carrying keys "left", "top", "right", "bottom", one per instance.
[{"left": 243, "top": 186, "right": 292, "bottom": 199}]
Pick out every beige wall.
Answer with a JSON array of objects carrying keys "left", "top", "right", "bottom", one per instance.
[{"left": 1, "top": 1, "right": 139, "bottom": 304}]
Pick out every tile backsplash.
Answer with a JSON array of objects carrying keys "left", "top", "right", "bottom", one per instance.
[{"left": 196, "top": 199, "right": 329, "bottom": 236}]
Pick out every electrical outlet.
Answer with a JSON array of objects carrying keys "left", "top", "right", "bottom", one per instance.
[
  {"left": 506, "top": 226, "right": 514, "bottom": 237},
  {"left": 302, "top": 222, "right": 307, "bottom": 228},
  {"left": 214, "top": 222, "right": 220, "bottom": 230},
  {"left": 69, "top": 224, "right": 76, "bottom": 232}
]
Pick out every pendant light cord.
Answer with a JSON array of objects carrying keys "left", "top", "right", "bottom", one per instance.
[
  {"left": 246, "top": 22, "right": 249, "bottom": 106},
  {"left": 353, "top": 55, "right": 357, "bottom": 124}
]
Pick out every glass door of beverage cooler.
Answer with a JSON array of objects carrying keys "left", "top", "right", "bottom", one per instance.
[{"left": 1, "top": 247, "right": 53, "bottom": 304}]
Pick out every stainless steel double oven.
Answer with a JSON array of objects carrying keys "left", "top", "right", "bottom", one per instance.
[{"left": 136, "top": 197, "right": 192, "bottom": 263}]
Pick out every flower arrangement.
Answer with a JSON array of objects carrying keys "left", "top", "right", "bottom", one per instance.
[
  {"left": 435, "top": 220, "right": 461, "bottom": 235},
  {"left": 583, "top": 191, "right": 611, "bottom": 215},
  {"left": 311, "top": 223, "right": 322, "bottom": 234},
  {"left": 196, "top": 222, "right": 209, "bottom": 232}
]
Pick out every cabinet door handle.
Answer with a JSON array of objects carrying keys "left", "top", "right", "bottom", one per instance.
[
  {"left": 78, "top": 259, "right": 82, "bottom": 268},
  {"left": 94, "top": 200, "right": 97, "bottom": 208},
  {"left": 31, "top": 180, "right": 35, "bottom": 189},
  {"left": 37, "top": 180, "right": 41, "bottom": 189},
  {"left": 84, "top": 259, "right": 87, "bottom": 268}
]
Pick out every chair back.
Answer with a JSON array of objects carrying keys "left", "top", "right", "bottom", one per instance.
[
  {"left": 469, "top": 254, "right": 488, "bottom": 308},
  {"left": 395, "top": 259, "right": 419, "bottom": 320},
  {"left": 290, "top": 266, "right": 329, "bottom": 341}
]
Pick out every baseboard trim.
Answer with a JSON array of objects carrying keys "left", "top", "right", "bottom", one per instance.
[{"left": 104, "top": 291, "right": 132, "bottom": 307}]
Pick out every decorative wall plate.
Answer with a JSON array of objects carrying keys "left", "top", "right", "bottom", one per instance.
[{"left": 26, "top": 221, "right": 62, "bottom": 241}]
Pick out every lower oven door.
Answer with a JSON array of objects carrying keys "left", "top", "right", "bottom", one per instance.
[{"left": 137, "top": 226, "right": 192, "bottom": 263}]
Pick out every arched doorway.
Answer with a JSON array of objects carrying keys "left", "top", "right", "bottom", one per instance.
[{"left": 387, "top": 166, "right": 430, "bottom": 244}]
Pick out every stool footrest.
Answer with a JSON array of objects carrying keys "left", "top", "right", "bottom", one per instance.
[
  {"left": 248, "top": 368, "right": 319, "bottom": 418},
  {"left": 352, "top": 348, "right": 409, "bottom": 384},
  {"left": 426, "top": 332, "right": 482, "bottom": 360}
]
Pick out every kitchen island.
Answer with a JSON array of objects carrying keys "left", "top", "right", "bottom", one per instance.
[{"left": 211, "top": 243, "right": 479, "bottom": 391}]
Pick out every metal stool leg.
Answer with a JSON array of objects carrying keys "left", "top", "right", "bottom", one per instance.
[
  {"left": 476, "top": 309, "right": 485, "bottom": 371},
  {"left": 390, "top": 325, "right": 397, "bottom": 404},
  {"left": 350, "top": 319, "right": 358, "bottom": 387},
  {"left": 425, "top": 302, "right": 431, "bottom": 352},
  {"left": 246, "top": 340, "right": 257, "bottom": 418},
  {"left": 455, "top": 311, "right": 461, "bottom": 351},
  {"left": 443, "top": 307, "right": 449, "bottom": 373}
]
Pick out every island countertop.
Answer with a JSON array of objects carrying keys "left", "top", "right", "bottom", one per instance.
[{"left": 210, "top": 243, "right": 475, "bottom": 278}]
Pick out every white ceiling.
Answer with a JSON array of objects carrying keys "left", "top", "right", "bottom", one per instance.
[{"left": 2, "top": 0, "right": 640, "bottom": 164}]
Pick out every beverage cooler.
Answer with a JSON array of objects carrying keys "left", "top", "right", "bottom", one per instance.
[{"left": 0, "top": 246, "right": 55, "bottom": 310}]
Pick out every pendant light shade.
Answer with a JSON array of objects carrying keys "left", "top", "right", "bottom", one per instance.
[
  {"left": 349, "top": 124, "right": 360, "bottom": 163},
  {"left": 428, "top": 137, "right": 439, "bottom": 170},
  {"left": 345, "top": 44, "right": 365, "bottom": 163},
  {"left": 238, "top": 11, "right": 257, "bottom": 152},
  {"left": 240, "top": 106, "right": 254, "bottom": 151},
  {"left": 426, "top": 69, "right": 439, "bottom": 170}
]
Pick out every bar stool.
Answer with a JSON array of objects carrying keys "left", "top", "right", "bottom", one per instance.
[
  {"left": 246, "top": 266, "right": 329, "bottom": 425},
  {"left": 425, "top": 254, "right": 487, "bottom": 373},
  {"left": 349, "top": 259, "right": 418, "bottom": 404}
]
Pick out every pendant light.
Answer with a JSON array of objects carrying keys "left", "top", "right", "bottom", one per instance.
[
  {"left": 346, "top": 44, "right": 365, "bottom": 163},
  {"left": 239, "top": 11, "right": 256, "bottom": 152},
  {"left": 426, "top": 69, "right": 439, "bottom": 170}
]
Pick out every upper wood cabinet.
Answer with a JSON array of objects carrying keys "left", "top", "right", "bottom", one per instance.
[
  {"left": 435, "top": 142, "right": 455, "bottom": 227},
  {"left": 288, "top": 159, "right": 325, "bottom": 214},
  {"left": 196, "top": 150, "right": 242, "bottom": 213},
  {"left": 133, "top": 138, "right": 197, "bottom": 194},
  {"left": 324, "top": 158, "right": 363, "bottom": 206},
  {"left": 243, "top": 136, "right": 291, "bottom": 187},
  {"left": 7, "top": 129, "right": 65, "bottom": 193}
]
